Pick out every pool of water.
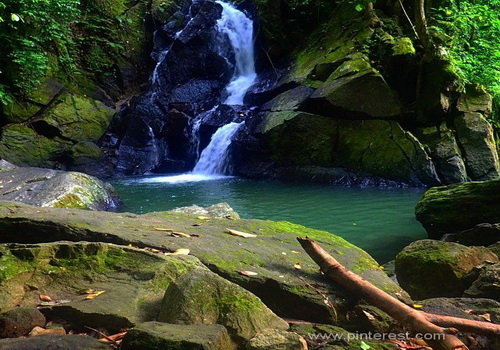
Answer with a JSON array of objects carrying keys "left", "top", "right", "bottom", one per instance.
[{"left": 111, "top": 175, "right": 426, "bottom": 263}]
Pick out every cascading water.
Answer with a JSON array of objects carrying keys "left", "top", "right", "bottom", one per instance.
[{"left": 191, "top": 0, "right": 256, "bottom": 176}]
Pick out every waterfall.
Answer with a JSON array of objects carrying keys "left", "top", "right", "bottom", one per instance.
[{"left": 192, "top": 0, "right": 256, "bottom": 176}]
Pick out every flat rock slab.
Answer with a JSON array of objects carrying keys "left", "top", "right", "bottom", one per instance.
[
  {"left": 0, "top": 334, "right": 110, "bottom": 350},
  {"left": 0, "top": 242, "right": 206, "bottom": 332},
  {"left": 0, "top": 201, "right": 406, "bottom": 325},
  {"left": 121, "top": 322, "right": 233, "bottom": 350}
]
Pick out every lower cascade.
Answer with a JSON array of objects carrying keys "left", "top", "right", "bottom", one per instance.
[{"left": 192, "top": 122, "right": 243, "bottom": 175}]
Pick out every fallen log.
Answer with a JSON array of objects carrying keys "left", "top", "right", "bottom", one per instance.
[
  {"left": 423, "top": 312, "right": 500, "bottom": 338},
  {"left": 297, "top": 237, "right": 470, "bottom": 350}
]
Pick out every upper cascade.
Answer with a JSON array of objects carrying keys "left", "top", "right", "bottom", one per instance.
[{"left": 216, "top": 0, "right": 257, "bottom": 105}]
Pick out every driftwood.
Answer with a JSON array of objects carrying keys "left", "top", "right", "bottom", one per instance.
[{"left": 296, "top": 237, "right": 499, "bottom": 350}]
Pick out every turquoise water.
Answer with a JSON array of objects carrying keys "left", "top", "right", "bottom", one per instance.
[{"left": 111, "top": 175, "right": 426, "bottom": 263}]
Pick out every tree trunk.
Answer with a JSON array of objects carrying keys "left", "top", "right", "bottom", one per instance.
[{"left": 297, "top": 237, "right": 473, "bottom": 350}]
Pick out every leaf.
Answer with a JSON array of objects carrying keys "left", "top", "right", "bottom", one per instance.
[
  {"left": 165, "top": 248, "right": 190, "bottom": 255},
  {"left": 171, "top": 231, "right": 191, "bottom": 238},
  {"left": 412, "top": 304, "right": 423, "bottom": 309},
  {"left": 478, "top": 313, "right": 491, "bottom": 322},
  {"left": 10, "top": 13, "right": 21, "bottom": 22},
  {"left": 84, "top": 290, "right": 106, "bottom": 300},
  {"left": 355, "top": 4, "right": 364, "bottom": 12},
  {"left": 78, "top": 288, "right": 99, "bottom": 295},
  {"left": 359, "top": 341, "right": 371, "bottom": 350},
  {"left": 294, "top": 262, "right": 302, "bottom": 270},
  {"left": 197, "top": 216, "right": 212, "bottom": 220},
  {"left": 226, "top": 228, "right": 257, "bottom": 238},
  {"left": 240, "top": 270, "right": 258, "bottom": 276},
  {"left": 154, "top": 227, "right": 173, "bottom": 232},
  {"left": 39, "top": 294, "right": 53, "bottom": 302}
]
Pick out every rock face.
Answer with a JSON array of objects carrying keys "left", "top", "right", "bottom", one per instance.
[
  {"left": 395, "top": 240, "right": 499, "bottom": 299},
  {"left": 246, "top": 329, "right": 307, "bottom": 350},
  {"left": 442, "top": 223, "right": 500, "bottom": 247},
  {"left": 0, "top": 200, "right": 406, "bottom": 327},
  {"left": 0, "top": 163, "right": 120, "bottom": 211},
  {"left": 121, "top": 322, "right": 234, "bottom": 350},
  {"left": 158, "top": 268, "right": 288, "bottom": 343},
  {"left": 464, "top": 263, "right": 500, "bottom": 301},
  {"left": 415, "top": 180, "right": 500, "bottom": 237}
]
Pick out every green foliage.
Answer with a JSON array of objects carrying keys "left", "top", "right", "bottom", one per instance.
[
  {"left": 0, "top": 0, "right": 132, "bottom": 106},
  {"left": 431, "top": 0, "right": 500, "bottom": 122}
]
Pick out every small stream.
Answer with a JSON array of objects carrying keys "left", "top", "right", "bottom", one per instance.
[{"left": 111, "top": 176, "right": 426, "bottom": 263}]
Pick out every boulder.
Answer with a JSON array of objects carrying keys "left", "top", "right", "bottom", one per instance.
[
  {"left": 395, "top": 240, "right": 499, "bottom": 299},
  {"left": 0, "top": 165, "right": 120, "bottom": 211},
  {"left": 0, "top": 334, "right": 109, "bottom": 350},
  {"left": 246, "top": 329, "right": 307, "bottom": 350},
  {"left": 464, "top": 263, "right": 500, "bottom": 301},
  {"left": 457, "top": 85, "right": 493, "bottom": 116},
  {"left": 453, "top": 112, "right": 500, "bottom": 180},
  {"left": 0, "top": 201, "right": 406, "bottom": 327},
  {"left": 158, "top": 268, "right": 289, "bottom": 343},
  {"left": 0, "top": 307, "right": 46, "bottom": 338},
  {"left": 121, "top": 322, "right": 233, "bottom": 350},
  {"left": 169, "top": 202, "right": 240, "bottom": 219},
  {"left": 0, "top": 242, "right": 206, "bottom": 332},
  {"left": 414, "top": 124, "right": 467, "bottom": 184},
  {"left": 442, "top": 223, "right": 500, "bottom": 247},
  {"left": 415, "top": 180, "right": 500, "bottom": 237}
]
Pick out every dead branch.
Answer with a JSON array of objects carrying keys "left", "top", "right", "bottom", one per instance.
[
  {"left": 423, "top": 313, "right": 500, "bottom": 338},
  {"left": 297, "top": 237, "right": 468, "bottom": 350}
]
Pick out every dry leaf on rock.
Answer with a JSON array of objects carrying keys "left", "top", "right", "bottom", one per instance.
[
  {"left": 165, "top": 248, "right": 190, "bottom": 255},
  {"left": 39, "top": 294, "right": 53, "bottom": 302},
  {"left": 226, "top": 228, "right": 257, "bottom": 238},
  {"left": 240, "top": 270, "right": 258, "bottom": 276}
]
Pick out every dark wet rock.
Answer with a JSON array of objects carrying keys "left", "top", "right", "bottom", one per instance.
[
  {"left": 246, "top": 329, "right": 307, "bottom": 350},
  {"left": 0, "top": 334, "right": 109, "bottom": 350},
  {"left": 414, "top": 124, "right": 467, "bottom": 184},
  {"left": 121, "top": 322, "right": 233, "bottom": 350},
  {"left": 453, "top": 112, "right": 500, "bottom": 181},
  {"left": 0, "top": 201, "right": 406, "bottom": 327},
  {"left": 442, "top": 223, "right": 500, "bottom": 247},
  {"left": 0, "top": 165, "right": 120, "bottom": 211},
  {"left": 420, "top": 297, "right": 500, "bottom": 323},
  {"left": 395, "top": 240, "right": 498, "bottom": 299},
  {"left": 260, "top": 86, "right": 314, "bottom": 112},
  {"left": 158, "top": 268, "right": 288, "bottom": 344},
  {"left": 457, "top": 85, "right": 493, "bottom": 116},
  {"left": 169, "top": 202, "right": 240, "bottom": 219},
  {"left": 0, "top": 242, "right": 206, "bottom": 333},
  {"left": 415, "top": 180, "right": 500, "bottom": 237},
  {"left": 0, "top": 307, "right": 46, "bottom": 338},
  {"left": 464, "top": 263, "right": 500, "bottom": 301}
]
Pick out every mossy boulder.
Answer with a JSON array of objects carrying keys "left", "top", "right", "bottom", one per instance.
[
  {"left": 169, "top": 202, "right": 240, "bottom": 219},
  {"left": 0, "top": 200, "right": 407, "bottom": 327},
  {"left": 415, "top": 180, "right": 500, "bottom": 237},
  {"left": 395, "top": 240, "right": 498, "bottom": 299},
  {"left": 246, "top": 329, "right": 307, "bottom": 350},
  {"left": 0, "top": 241, "right": 207, "bottom": 332},
  {"left": 43, "top": 93, "right": 114, "bottom": 142},
  {"left": 0, "top": 125, "right": 67, "bottom": 168},
  {"left": 121, "top": 322, "right": 233, "bottom": 350},
  {"left": 0, "top": 165, "right": 120, "bottom": 211},
  {"left": 158, "top": 268, "right": 289, "bottom": 344},
  {"left": 453, "top": 112, "right": 500, "bottom": 180}
]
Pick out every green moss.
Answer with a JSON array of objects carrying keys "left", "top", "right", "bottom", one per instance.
[
  {"left": 0, "top": 249, "right": 33, "bottom": 283},
  {"left": 392, "top": 37, "right": 416, "bottom": 56}
]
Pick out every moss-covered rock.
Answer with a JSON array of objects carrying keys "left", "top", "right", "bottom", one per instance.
[
  {"left": 395, "top": 240, "right": 498, "bottom": 299},
  {"left": 0, "top": 334, "right": 110, "bottom": 350},
  {"left": 453, "top": 112, "right": 500, "bottom": 180},
  {"left": 246, "top": 329, "right": 307, "bottom": 350},
  {"left": 158, "top": 268, "right": 288, "bottom": 344},
  {"left": 43, "top": 93, "right": 114, "bottom": 142},
  {"left": 0, "top": 166, "right": 120, "bottom": 211},
  {"left": 121, "top": 322, "right": 233, "bottom": 350},
  {"left": 0, "top": 200, "right": 407, "bottom": 327},
  {"left": 0, "top": 125, "right": 68, "bottom": 168},
  {"left": 0, "top": 242, "right": 206, "bottom": 332},
  {"left": 415, "top": 180, "right": 500, "bottom": 237}
]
